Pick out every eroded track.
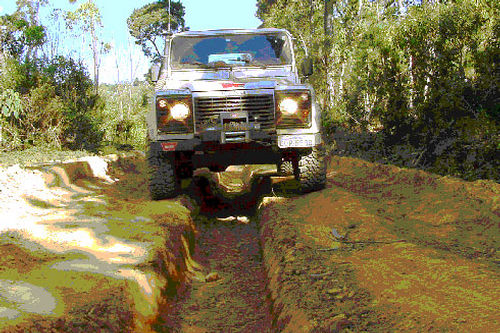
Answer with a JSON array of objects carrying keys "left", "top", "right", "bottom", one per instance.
[
  {"left": 154, "top": 170, "right": 275, "bottom": 332},
  {"left": 1, "top": 156, "right": 498, "bottom": 332},
  {"left": 156, "top": 215, "right": 272, "bottom": 332}
]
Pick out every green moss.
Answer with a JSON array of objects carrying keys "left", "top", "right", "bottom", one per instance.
[
  {"left": 0, "top": 147, "right": 92, "bottom": 167},
  {"left": 24, "top": 197, "right": 59, "bottom": 209}
]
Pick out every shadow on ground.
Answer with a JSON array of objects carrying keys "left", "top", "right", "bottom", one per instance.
[{"left": 186, "top": 165, "right": 303, "bottom": 217}]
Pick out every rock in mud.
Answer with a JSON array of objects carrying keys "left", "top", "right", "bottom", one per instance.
[{"left": 205, "top": 272, "right": 220, "bottom": 282}]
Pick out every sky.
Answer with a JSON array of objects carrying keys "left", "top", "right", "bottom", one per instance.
[{"left": 0, "top": 0, "right": 263, "bottom": 83}]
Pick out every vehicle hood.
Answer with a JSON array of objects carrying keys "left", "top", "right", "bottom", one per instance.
[
  {"left": 156, "top": 66, "right": 301, "bottom": 92},
  {"left": 176, "top": 78, "right": 295, "bottom": 92}
]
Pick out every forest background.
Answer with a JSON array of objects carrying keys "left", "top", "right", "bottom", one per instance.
[{"left": 0, "top": 0, "right": 498, "bottom": 181}]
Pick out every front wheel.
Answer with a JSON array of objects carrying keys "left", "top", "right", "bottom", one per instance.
[
  {"left": 147, "top": 148, "right": 179, "bottom": 200},
  {"left": 278, "top": 160, "right": 294, "bottom": 176},
  {"left": 295, "top": 146, "right": 326, "bottom": 193}
]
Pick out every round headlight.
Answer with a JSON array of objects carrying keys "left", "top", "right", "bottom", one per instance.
[
  {"left": 170, "top": 103, "right": 190, "bottom": 121},
  {"left": 279, "top": 98, "right": 299, "bottom": 115}
]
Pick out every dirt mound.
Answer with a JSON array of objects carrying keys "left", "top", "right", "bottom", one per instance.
[
  {"left": 259, "top": 155, "right": 499, "bottom": 332},
  {"left": 0, "top": 155, "right": 197, "bottom": 332}
]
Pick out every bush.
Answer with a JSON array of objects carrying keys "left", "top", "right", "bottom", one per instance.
[
  {"left": 23, "top": 83, "right": 66, "bottom": 147},
  {"left": 0, "top": 55, "right": 104, "bottom": 151},
  {"left": 98, "top": 82, "right": 151, "bottom": 150}
]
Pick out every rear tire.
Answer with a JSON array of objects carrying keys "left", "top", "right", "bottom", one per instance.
[
  {"left": 147, "top": 148, "right": 179, "bottom": 200},
  {"left": 295, "top": 146, "right": 326, "bottom": 193}
]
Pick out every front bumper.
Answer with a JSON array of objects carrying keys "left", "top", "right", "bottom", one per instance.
[{"left": 151, "top": 132, "right": 321, "bottom": 152}]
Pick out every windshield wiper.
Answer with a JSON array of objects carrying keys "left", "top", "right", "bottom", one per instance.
[
  {"left": 209, "top": 61, "right": 233, "bottom": 69},
  {"left": 180, "top": 60, "right": 213, "bottom": 69}
]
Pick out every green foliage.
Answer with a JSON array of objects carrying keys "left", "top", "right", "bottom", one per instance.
[
  {"left": 21, "top": 83, "right": 65, "bottom": 146},
  {"left": 259, "top": 0, "right": 499, "bottom": 181},
  {"left": 0, "top": 53, "right": 104, "bottom": 151},
  {"left": 65, "top": 0, "right": 107, "bottom": 90},
  {"left": 127, "top": 0, "right": 186, "bottom": 61},
  {"left": 0, "top": 0, "right": 147, "bottom": 155},
  {"left": 22, "top": 24, "right": 46, "bottom": 47},
  {"left": 0, "top": 12, "right": 45, "bottom": 59},
  {"left": 98, "top": 82, "right": 151, "bottom": 149},
  {"left": 0, "top": 90, "right": 22, "bottom": 119},
  {"left": 64, "top": 0, "right": 102, "bottom": 30},
  {"left": 43, "top": 56, "right": 94, "bottom": 108}
]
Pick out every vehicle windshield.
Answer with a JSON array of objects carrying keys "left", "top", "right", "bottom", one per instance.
[{"left": 170, "top": 32, "right": 293, "bottom": 69}]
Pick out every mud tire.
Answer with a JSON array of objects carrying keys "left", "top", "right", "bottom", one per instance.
[
  {"left": 147, "top": 148, "right": 179, "bottom": 200},
  {"left": 278, "top": 160, "right": 294, "bottom": 176},
  {"left": 296, "top": 146, "right": 327, "bottom": 193}
]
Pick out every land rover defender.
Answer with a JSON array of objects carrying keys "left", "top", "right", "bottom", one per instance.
[{"left": 147, "top": 28, "right": 326, "bottom": 199}]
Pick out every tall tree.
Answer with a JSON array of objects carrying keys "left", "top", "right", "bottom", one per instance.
[
  {"left": 15, "top": 0, "right": 47, "bottom": 25},
  {"left": 65, "top": 0, "right": 109, "bottom": 92},
  {"left": 0, "top": 0, "right": 47, "bottom": 61},
  {"left": 127, "top": 0, "right": 186, "bottom": 61},
  {"left": 258, "top": 0, "right": 499, "bottom": 180},
  {"left": 0, "top": 13, "right": 30, "bottom": 60}
]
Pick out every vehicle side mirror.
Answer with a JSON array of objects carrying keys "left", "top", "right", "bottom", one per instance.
[
  {"left": 151, "top": 64, "right": 161, "bottom": 82},
  {"left": 300, "top": 57, "right": 314, "bottom": 77}
]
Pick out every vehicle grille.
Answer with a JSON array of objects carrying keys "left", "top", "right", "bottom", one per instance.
[{"left": 194, "top": 94, "right": 275, "bottom": 132}]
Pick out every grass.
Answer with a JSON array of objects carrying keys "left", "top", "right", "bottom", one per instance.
[
  {"left": 0, "top": 146, "right": 93, "bottom": 167},
  {"left": 0, "top": 145, "right": 143, "bottom": 167},
  {"left": 0, "top": 263, "right": 134, "bottom": 331}
]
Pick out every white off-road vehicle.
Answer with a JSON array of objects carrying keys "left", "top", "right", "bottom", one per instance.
[{"left": 147, "top": 28, "right": 326, "bottom": 199}]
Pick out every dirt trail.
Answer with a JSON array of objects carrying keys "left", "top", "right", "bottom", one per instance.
[
  {"left": 156, "top": 215, "right": 272, "bottom": 332},
  {"left": 155, "top": 170, "right": 273, "bottom": 332},
  {"left": 1, "top": 154, "right": 498, "bottom": 332}
]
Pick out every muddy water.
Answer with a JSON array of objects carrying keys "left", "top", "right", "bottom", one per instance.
[{"left": 156, "top": 215, "right": 273, "bottom": 332}]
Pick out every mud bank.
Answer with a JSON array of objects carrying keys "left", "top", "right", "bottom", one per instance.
[
  {"left": 257, "top": 156, "right": 499, "bottom": 332},
  {"left": 2, "top": 155, "right": 498, "bottom": 332},
  {"left": 0, "top": 154, "right": 198, "bottom": 332}
]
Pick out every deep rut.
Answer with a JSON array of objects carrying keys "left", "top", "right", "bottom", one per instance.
[{"left": 156, "top": 214, "right": 273, "bottom": 332}]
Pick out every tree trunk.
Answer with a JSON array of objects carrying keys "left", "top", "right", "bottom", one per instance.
[
  {"left": 339, "top": 61, "right": 345, "bottom": 97},
  {"left": 91, "top": 23, "right": 99, "bottom": 93},
  {"left": 409, "top": 54, "right": 414, "bottom": 109},
  {"left": 115, "top": 55, "right": 120, "bottom": 84}
]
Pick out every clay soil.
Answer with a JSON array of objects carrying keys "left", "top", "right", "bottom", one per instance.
[
  {"left": 259, "top": 156, "right": 499, "bottom": 332},
  {"left": 149, "top": 156, "right": 499, "bottom": 332},
  {"left": 1, "top": 154, "right": 498, "bottom": 332},
  {"left": 155, "top": 214, "right": 273, "bottom": 332},
  {"left": 154, "top": 174, "right": 274, "bottom": 332}
]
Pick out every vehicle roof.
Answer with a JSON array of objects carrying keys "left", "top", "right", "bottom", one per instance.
[{"left": 171, "top": 28, "right": 290, "bottom": 38}]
